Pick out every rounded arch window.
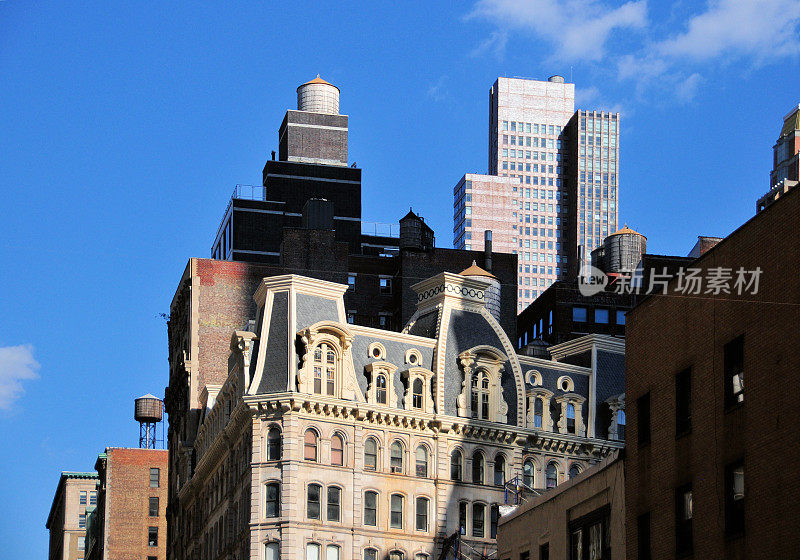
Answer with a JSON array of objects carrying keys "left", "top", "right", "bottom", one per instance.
[
  {"left": 472, "top": 451, "right": 485, "bottom": 484},
  {"left": 494, "top": 455, "right": 506, "bottom": 486},
  {"left": 471, "top": 371, "right": 491, "bottom": 420},
  {"left": 557, "top": 375, "right": 574, "bottom": 392},
  {"left": 304, "top": 429, "right": 318, "bottom": 462},
  {"left": 567, "top": 403, "right": 576, "bottom": 433},
  {"left": 390, "top": 441, "right": 404, "bottom": 473},
  {"left": 534, "top": 397, "right": 544, "bottom": 428},
  {"left": 313, "top": 343, "right": 337, "bottom": 396},
  {"left": 569, "top": 464, "right": 581, "bottom": 479},
  {"left": 450, "top": 449, "right": 463, "bottom": 481},
  {"left": 376, "top": 374, "right": 388, "bottom": 404},
  {"left": 364, "top": 437, "right": 378, "bottom": 471},
  {"left": 546, "top": 462, "right": 558, "bottom": 489},
  {"left": 415, "top": 445, "right": 428, "bottom": 477},
  {"left": 331, "top": 433, "right": 344, "bottom": 466},
  {"left": 523, "top": 459, "right": 535, "bottom": 488},
  {"left": 412, "top": 378, "right": 424, "bottom": 409},
  {"left": 266, "top": 426, "right": 281, "bottom": 461}
]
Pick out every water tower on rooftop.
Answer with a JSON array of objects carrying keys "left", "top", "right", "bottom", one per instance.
[{"left": 134, "top": 394, "right": 164, "bottom": 449}]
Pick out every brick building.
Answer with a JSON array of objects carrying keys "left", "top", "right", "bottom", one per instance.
[
  {"left": 85, "top": 448, "right": 168, "bottom": 560},
  {"left": 165, "top": 267, "right": 626, "bottom": 560},
  {"left": 625, "top": 181, "right": 800, "bottom": 558},
  {"left": 46, "top": 472, "right": 99, "bottom": 560}
]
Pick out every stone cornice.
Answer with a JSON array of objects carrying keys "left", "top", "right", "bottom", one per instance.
[
  {"left": 350, "top": 324, "right": 437, "bottom": 347},
  {"left": 548, "top": 334, "right": 625, "bottom": 361},
  {"left": 253, "top": 274, "right": 348, "bottom": 306}
]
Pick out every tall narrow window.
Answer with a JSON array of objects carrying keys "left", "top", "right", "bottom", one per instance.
[
  {"left": 523, "top": 460, "right": 535, "bottom": 488},
  {"left": 412, "top": 378, "right": 424, "bottom": 409},
  {"left": 313, "top": 347, "right": 323, "bottom": 394},
  {"left": 490, "top": 504, "right": 499, "bottom": 538},
  {"left": 450, "top": 450, "right": 463, "bottom": 481},
  {"left": 546, "top": 462, "right": 558, "bottom": 489},
  {"left": 470, "top": 375, "right": 479, "bottom": 418},
  {"left": 147, "top": 526, "right": 158, "bottom": 547},
  {"left": 149, "top": 496, "right": 159, "bottom": 517},
  {"left": 472, "top": 503, "right": 485, "bottom": 537},
  {"left": 675, "top": 484, "right": 693, "bottom": 556},
  {"left": 617, "top": 409, "right": 626, "bottom": 440},
  {"left": 390, "top": 494, "right": 404, "bottom": 529},
  {"left": 304, "top": 430, "right": 318, "bottom": 462},
  {"left": 724, "top": 336, "right": 744, "bottom": 407},
  {"left": 534, "top": 397, "right": 543, "bottom": 428},
  {"left": 494, "top": 455, "right": 506, "bottom": 486},
  {"left": 472, "top": 452, "right": 485, "bottom": 484},
  {"left": 264, "top": 483, "right": 279, "bottom": 518},
  {"left": 676, "top": 368, "right": 692, "bottom": 435},
  {"left": 265, "top": 542, "right": 280, "bottom": 560},
  {"left": 267, "top": 427, "right": 281, "bottom": 460},
  {"left": 327, "top": 487, "right": 341, "bottom": 522},
  {"left": 458, "top": 502, "right": 467, "bottom": 535},
  {"left": 416, "top": 497, "right": 429, "bottom": 531},
  {"left": 326, "top": 348, "right": 336, "bottom": 396},
  {"left": 481, "top": 374, "right": 490, "bottom": 419},
  {"left": 376, "top": 375, "right": 388, "bottom": 405},
  {"left": 89, "top": 491, "right": 97, "bottom": 506},
  {"left": 331, "top": 434, "right": 344, "bottom": 466},
  {"left": 567, "top": 403, "right": 576, "bottom": 433},
  {"left": 725, "top": 461, "right": 745, "bottom": 536},
  {"left": 79, "top": 491, "right": 87, "bottom": 505},
  {"left": 326, "top": 545, "right": 340, "bottom": 560},
  {"left": 637, "top": 392, "right": 651, "bottom": 445},
  {"left": 390, "top": 441, "right": 403, "bottom": 473},
  {"left": 364, "top": 491, "right": 377, "bottom": 526},
  {"left": 364, "top": 549, "right": 378, "bottom": 560},
  {"left": 307, "top": 543, "right": 321, "bottom": 560},
  {"left": 364, "top": 438, "right": 378, "bottom": 471},
  {"left": 150, "top": 468, "right": 160, "bottom": 488},
  {"left": 415, "top": 446, "right": 428, "bottom": 478},
  {"left": 307, "top": 483, "right": 322, "bottom": 520}
]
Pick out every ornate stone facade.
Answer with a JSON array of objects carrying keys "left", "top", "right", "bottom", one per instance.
[{"left": 169, "top": 270, "right": 624, "bottom": 560}]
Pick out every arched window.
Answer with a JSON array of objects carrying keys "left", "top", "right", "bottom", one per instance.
[
  {"left": 458, "top": 502, "right": 467, "bottom": 535},
  {"left": 617, "top": 409, "right": 626, "bottom": 440},
  {"left": 534, "top": 397, "right": 543, "bottom": 429},
  {"left": 415, "top": 555, "right": 429, "bottom": 560},
  {"left": 312, "top": 344, "right": 336, "bottom": 395},
  {"left": 327, "top": 486, "right": 341, "bottom": 522},
  {"left": 470, "top": 371, "right": 491, "bottom": 419},
  {"left": 390, "top": 494, "right": 404, "bottom": 529},
  {"left": 569, "top": 464, "right": 581, "bottom": 479},
  {"left": 307, "top": 484, "right": 321, "bottom": 519},
  {"left": 304, "top": 430, "right": 318, "bottom": 462},
  {"left": 472, "top": 503, "right": 485, "bottom": 537},
  {"left": 331, "top": 434, "right": 344, "bottom": 466},
  {"left": 416, "top": 496, "right": 429, "bottom": 531},
  {"left": 412, "top": 378, "right": 424, "bottom": 409},
  {"left": 364, "top": 438, "right": 378, "bottom": 471},
  {"left": 546, "top": 462, "right": 558, "bottom": 489},
  {"left": 389, "top": 552, "right": 404, "bottom": 560},
  {"left": 472, "top": 451, "right": 485, "bottom": 484},
  {"left": 364, "top": 548, "right": 378, "bottom": 560},
  {"left": 567, "top": 403, "right": 576, "bottom": 434},
  {"left": 376, "top": 374, "right": 387, "bottom": 404},
  {"left": 264, "top": 482, "right": 280, "bottom": 518},
  {"left": 494, "top": 455, "right": 506, "bottom": 486},
  {"left": 415, "top": 446, "right": 428, "bottom": 478},
  {"left": 265, "top": 542, "right": 280, "bottom": 560},
  {"left": 490, "top": 504, "right": 500, "bottom": 538},
  {"left": 267, "top": 427, "right": 281, "bottom": 461},
  {"left": 390, "top": 441, "right": 403, "bottom": 473},
  {"left": 450, "top": 450, "right": 463, "bottom": 481},
  {"left": 523, "top": 460, "right": 535, "bottom": 489},
  {"left": 364, "top": 491, "right": 378, "bottom": 526},
  {"left": 326, "top": 545, "right": 340, "bottom": 560},
  {"left": 307, "top": 543, "right": 321, "bottom": 560}
]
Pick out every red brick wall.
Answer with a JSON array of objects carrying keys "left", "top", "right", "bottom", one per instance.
[
  {"left": 625, "top": 186, "right": 800, "bottom": 559},
  {"left": 106, "top": 449, "right": 169, "bottom": 560}
]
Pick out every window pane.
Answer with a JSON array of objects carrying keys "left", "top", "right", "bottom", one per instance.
[
  {"left": 268, "top": 427, "right": 282, "bottom": 460},
  {"left": 365, "top": 439, "right": 377, "bottom": 471},
  {"left": 326, "top": 545, "right": 340, "bottom": 560},
  {"left": 331, "top": 435, "right": 344, "bottom": 466},
  {"left": 416, "top": 446, "right": 428, "bottom": 478},
  {"left": 150, "top": 468, "right": 160, "bottom": 488},
  {"left": 450, "top": 451, "right": 462, "bottom": 481},
  {"left": 390, "top": 442, "right": 403, "bottom": 473},
  {"left": 304, "top": 430, "right": 317, "bottom": 461},
  {"left": 472, "top": 504, "right": 485, "bottom": 537},
  {"left": 265, "top": 543, "right": 280, "bottom": 560},
  {"left": 308, "top": 484, "right": 321, "bottom": 519},
  {"left": 364, "top": 549, "right": 377, "bottom": 560},
  {"left": 390, "top": 494, "right": 404, "bottom": 528},
  {"left": 364, "top": 491, "right": 377, "bottom": 526},
  {"left": 149, "top": 496, "right": 159, "bottom": 517},
  {"left": 416, "top": 497, "right": 429, "bottom": 531},
  {"left": 307, "top": 544, "right": 320, "bottom": 560},
  {"left": 327, "top": 487, "right": 341, "bottom": 522}
]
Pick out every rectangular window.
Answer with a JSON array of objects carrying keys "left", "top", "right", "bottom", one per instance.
[
  {"left": 78, "top": 537, "right": 85, "bottom": 550},
  {"left": 459, "top": 502, "right": 467, "bottom": 535},
  {"left": 149, "top": 496, "right": 159, "bottom": 517},
  {"left": 327, "top": 486, "right": 341, "bottom": 522},
  {"left": 89, "top": 491, "right": 97, "bottom": 506},
  {"left": 572, "top": 307, "right": 587, "bottom": 322},
  {"left": 364, "top": 491, "right": 377, "bottom": 526},
  {"left": 637, "top": 392, "right": 651, "bottom": 445},
  {"left": 415, "top": 497, "right": 429, "bottom": 531},
  {"left": 637, "top": 512, "right": 651, "bottom": 560},
  {"left": 724, "top": 335, "right": 744, "bottom": 407},
  {"left": 79, "top": 491, "right": 87, "bottom": 505},
  {"left": 725, "top": 460, "right": 745, "bottom": 536},
  {"left": 675, "top": 484, "right": 693, "bottom": 556},
  {"left": 307, "top": 484, "right": 321, "bottom": 520},
  {"left": 472, "top": 504, "right": 485, "bottom": 538},
  {"left": 594, "top": 309, "right": 609, "bottom": 323},
  {"left": 616, "top": 310, "right": 626, "bottom": 325},
  {"left": 347, "top": 274, "right": 356, "bottom": 290},
  {"left": 675, "top": 368, "right": 692, "bottom": 436},
  {"left": 150, "top": 468, "right": 160, "bottom": 488},
  {"left": 379, "top": 277, "right": 392, "bottom": 294},
  {"left": 148, "top": 526, "right": 158, "bottom": 547},
  {"left": 390, "top": 494, "right": 404, "bottom": 529},
  {"left": 539, "top": 544, "right": 549, "bottom": 560},
  {"left": 78, "top": 514, "right": 86, "bottom": 529},
  {"left": 264, "top": 483, "right": 280, "bottom": 518}
]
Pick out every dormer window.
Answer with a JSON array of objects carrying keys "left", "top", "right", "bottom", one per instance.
[
  {"left": 457, "top": 346, "right": 509, "bottom": 423},
  {"left": 470, "top": 371, "right": 491, "bottom": 420},
  {"left": 412, "top": 379, "right": 423, "bottom": 409},
  {"left": 376, "top": 375, "right": 388, "bottom": 404},
  {"left": 313, "top": 343, "right": 336, "bottom": 396},
  {"left": 366, "top": 361, "right": 399, "bottom": 407},
  {"left": 297, "top": 322, "right": 360, "bottom": 401}
]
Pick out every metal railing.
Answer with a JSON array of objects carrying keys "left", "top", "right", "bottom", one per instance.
[
  {"left": 231, "top": 184, "right": 267, "bottom": 201},
  {"left": 361, "top": 221, "right": 400, "bottom": 238}
]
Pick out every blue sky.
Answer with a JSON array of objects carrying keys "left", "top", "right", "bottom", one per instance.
[{"left": 1, "top": 1, "right": 799, "bottom": 556}]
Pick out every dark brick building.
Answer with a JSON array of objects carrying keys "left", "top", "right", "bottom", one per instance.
[{"left": 625, "top": 182, "right": 800, "bottom": 559}]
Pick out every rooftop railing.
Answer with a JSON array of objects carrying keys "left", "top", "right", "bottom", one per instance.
[{"left": 361, "top": 221, "right": 399, "bottom": 238}]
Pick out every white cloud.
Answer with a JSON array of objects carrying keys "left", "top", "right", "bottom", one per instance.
[
  {"left": 0, "top": 344, "right": 40, "bottom": 411},
  {"left": 471, "top": 30, "right": 508, "bottom": 60},
  {"left": 427, "top": 75, "right": 451, "bottom": 102},
  {"left": 575, "top": 86, "right": 600, "bottom": 106},
  {"left": 675, "top": 72, "right": 704, "bottom": 103},
  {"left": 658, "top": 0, "right": 800, "bottom": 61},
  {"left": 470, "top": 0, "right": 647, "bottom": 61}
]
